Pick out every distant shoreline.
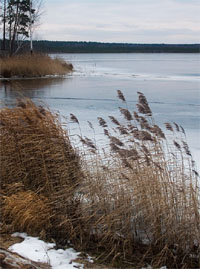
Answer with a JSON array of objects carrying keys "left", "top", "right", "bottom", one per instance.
[{"left": 1, "top": 40, "right": 199, "bottom": 53}]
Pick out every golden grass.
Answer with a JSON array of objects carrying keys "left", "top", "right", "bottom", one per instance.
[
  {"left": 0, "top": 54, "right": 73, "bottom": 78},
  {"left": 0, "top": 99, "right": 82, "bottom": 240},
  {"left": 0, "top": 92, "right": 199, "bottom": 268},
  {"left": 1, "top": 190, "right": 52, "bottom": 236}
]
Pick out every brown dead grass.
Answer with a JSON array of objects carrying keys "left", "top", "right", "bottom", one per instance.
[
  {"left": 0, "top": 92, "right": 199, "bottom": 268},
  {"left": 0, "top": 99, "right": 81, "bottom": 195},
  {"left": 0, "top": 53, "right": 73, "bottom": 78},
  {"left": 71, "top": 91, "right": 200, "bottom": 268},
  {"left": 0, "top": 233, "right": 23, "bottom": 249},
  {"left": 0, "top": 100, "right": 82, "bottom": 240},
  {"left": 1, "top": 190, "right": 52, "bottom": 236}
]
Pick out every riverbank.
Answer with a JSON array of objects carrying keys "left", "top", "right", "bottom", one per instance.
[{"left": 0, "top": 54, "right": 73, "bottom": 78}]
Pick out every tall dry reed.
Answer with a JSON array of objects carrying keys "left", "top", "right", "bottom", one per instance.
[
  {"left": 71, "top": 91, "right": 200, "bottom": 268},
  {"left": 0, "top": 53, "right": 73, "bottom": 78},
  {"left": 0, "top": 92, "right": 199, "bottom": 268},
  {"left": 0, "top": 100, "right": 82, "bottom": 242}
]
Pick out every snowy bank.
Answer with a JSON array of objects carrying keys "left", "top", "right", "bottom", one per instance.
[{"left": 9, "top": 233, "right": 84, "bottom": 269}]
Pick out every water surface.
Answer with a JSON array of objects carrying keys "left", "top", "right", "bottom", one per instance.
[{"left": 0, "top": 53, "right": 199, "bottom": 165}]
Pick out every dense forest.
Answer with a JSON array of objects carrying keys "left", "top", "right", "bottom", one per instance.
[{"left": 1, "top": 40, "right": 200, "bottom": 53}]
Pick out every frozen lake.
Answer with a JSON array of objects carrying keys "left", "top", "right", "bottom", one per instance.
[{"left": 0, "top": 53, "right": 199, "bottom": 166}]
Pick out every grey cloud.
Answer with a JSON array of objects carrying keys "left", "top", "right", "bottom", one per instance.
[{"left": 37, "top": 0, "right": 200, "bottom": 43}]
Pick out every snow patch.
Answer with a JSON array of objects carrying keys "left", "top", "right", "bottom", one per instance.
[{"left": 9, "top": 233, "right": 83, "bottom": 269}]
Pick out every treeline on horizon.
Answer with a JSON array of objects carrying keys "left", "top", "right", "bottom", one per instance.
[{"left": 1, "top": 40, "right": 200, "bottom": 53}]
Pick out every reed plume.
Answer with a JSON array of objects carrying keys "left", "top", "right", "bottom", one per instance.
[{"left": 117, "top": 90, "right": 126, "bottom": 102}]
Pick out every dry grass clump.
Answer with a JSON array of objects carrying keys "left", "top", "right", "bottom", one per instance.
[
  {"left": 1, "top": 190, "right": 52, "bottom": 236},
  {"left": 0, "top": 100, "right": 82, "bottom": 240},
  {"left": 71, "top": 91, "right": 200, "bottom": 268},
  {"left": 0, "top": 53, "right": 73, "bottom": 78},
  {"left": 0, "top": 92, "right": 199, "bottom": 268}
]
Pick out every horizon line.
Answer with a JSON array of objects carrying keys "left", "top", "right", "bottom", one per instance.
[{"left": 30, "top": 40, "right": 200, "bottom": 45}]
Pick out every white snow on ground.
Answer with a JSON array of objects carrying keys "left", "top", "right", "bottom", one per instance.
[
  {"left": 8, "top": 233, "right": 168, "bottom": 268},
  {"left": 9, "top": 233, "right": 84, "bottom": 269}
]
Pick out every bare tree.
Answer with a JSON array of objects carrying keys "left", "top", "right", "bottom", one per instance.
[{"left": 29, "top": 0, "right": 43, "bottom": 54}]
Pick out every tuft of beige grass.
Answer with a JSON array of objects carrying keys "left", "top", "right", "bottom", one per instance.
[
  {"left": 0, "top": 54, "right": 73, "bottom": 78},
  {"left": 0, "top": 99, "right": 82, "bottom": 241},
  {"left": 1, "top": 190, "right": 52, "bottom": 237}
]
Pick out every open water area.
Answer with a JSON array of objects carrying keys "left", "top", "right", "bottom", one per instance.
[{"left": 0, "top": 53, "right": 199, "bottom": 169}]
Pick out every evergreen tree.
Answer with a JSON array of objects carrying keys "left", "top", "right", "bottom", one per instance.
[{"left": 7, "top": 0, "right": 35, "bottom": 55}]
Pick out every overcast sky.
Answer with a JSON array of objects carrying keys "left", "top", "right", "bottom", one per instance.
[{"left": 35, "top": 0, "right": 200, "bottom": 43}]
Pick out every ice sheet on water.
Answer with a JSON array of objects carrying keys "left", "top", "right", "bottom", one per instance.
[{"left": 73, "top": 67, "right": 200, "bottom": 82}]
